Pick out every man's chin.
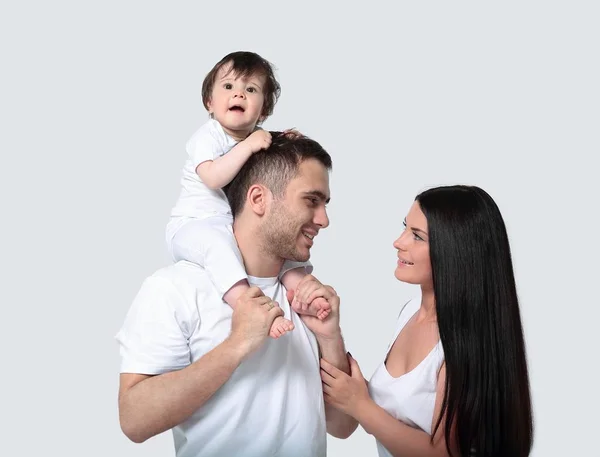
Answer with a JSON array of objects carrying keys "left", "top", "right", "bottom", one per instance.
[{"left": 289, "top": 249, "right": 310, "bottom": 263}]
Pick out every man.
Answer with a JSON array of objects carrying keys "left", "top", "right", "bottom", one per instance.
[{"left": 116, "top": 132, "right": 352, "bottom": 457}]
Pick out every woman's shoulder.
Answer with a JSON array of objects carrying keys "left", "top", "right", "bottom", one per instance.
[{"left": 396, "top": 292, "right": 422, "bottom": 320}]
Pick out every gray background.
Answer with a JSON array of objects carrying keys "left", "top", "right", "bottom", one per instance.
[{"left": 1, "top": 1, "right": 598, "bottom": 456}]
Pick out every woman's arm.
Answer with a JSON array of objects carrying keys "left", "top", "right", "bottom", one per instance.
[{"left": 322, "top": 359, "right": 458, "bottom": 457}]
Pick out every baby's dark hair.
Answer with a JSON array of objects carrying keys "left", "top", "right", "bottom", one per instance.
[{"left": 201, "top": 51, "right": 281, "bottom": 121}]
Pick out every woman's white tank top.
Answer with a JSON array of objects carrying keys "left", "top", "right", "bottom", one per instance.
[{"left": 368, "top": 297, "right": 445, "bottom": 457}]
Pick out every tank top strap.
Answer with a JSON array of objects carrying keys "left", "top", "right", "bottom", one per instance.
[{"left": 383, "top": 297, "right": 420, "bottom": 358}]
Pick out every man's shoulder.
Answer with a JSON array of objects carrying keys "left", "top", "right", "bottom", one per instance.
[
  {"left": 135, "top": 262, "right": 222, "bottom": 315},
  {"left": 148, "top": 261, "right": 210, "bottom": 289}
]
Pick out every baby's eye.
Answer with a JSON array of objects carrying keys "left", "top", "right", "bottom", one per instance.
[
  {"left": 247, "top": 87, "right": 256, "bottom": 93},
  {"left": 224, "top": 83, "right": 233, "bottom": 89}
]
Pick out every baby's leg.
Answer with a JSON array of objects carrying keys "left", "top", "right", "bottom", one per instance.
[
  {"left": 171, "top": 217, "right": 294, "bottom": 337},
  {"left": 281, "top": 266, "right": 331, "bottom": 320},
  {"left": 171, "top": 217, "right": 249, "bottom": 299}
]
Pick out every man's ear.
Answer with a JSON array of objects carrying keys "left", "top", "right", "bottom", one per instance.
[{"left": 247, "top": 184, "right": 271, "bottom": 216}]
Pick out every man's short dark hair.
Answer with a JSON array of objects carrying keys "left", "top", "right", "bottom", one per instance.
[
  {"left": 224, "top": 132, "right": 332, "bottom": 218},
  {"left": 202, "top": 51, "right": 281, "bottom": 121}
]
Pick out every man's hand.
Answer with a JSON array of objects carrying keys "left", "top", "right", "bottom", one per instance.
[
  {"left": 243, "top": 130, "right": 272, "bottom": 154},
  {"left": 289, "top": 276, "right": 356, "bottom": 438},
  {"left": 288, "top": 275, "right": 341, "bottom": 341},
  {"left": 229, "top": 286, "right": 283, "bottom": 357}
]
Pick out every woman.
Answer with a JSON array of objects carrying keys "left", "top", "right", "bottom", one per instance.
[{"left": 322, "top": 185, "right": 534, "bottom": 457}]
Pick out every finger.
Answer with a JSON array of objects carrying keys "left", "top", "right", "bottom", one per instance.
[
  {"left": 291, "top": 296, "right": 302, "bottom": 312},
  {"left": 253, "top": 296, "right": 274, "bottom": 309},
  {"left": 322, "top": 382, "right": 333, "bottom": 395},
  {"left": 286, "top": 288, "right": 295, "bottom": 304},
  {"left": 320, "top": 368, "right": 336, "bottom": 386},
  {"left": 301, "top": 297, "right": 310, "bottom": 312},
  {"left": 305, "top": 286, "right": 330, "bottom": 306},
  {"left": 320, "top": 358, "right": 343, "bottom": 377},
  {"left": 261, "top": 299, "right": 279, "bottom": 310},
  {"left": 268, "top": 305, "right": 284, "bottom": 320},
  {"left": 246, "top": 286, "right": 265, "bottom": 298},
  {"left": 322, "top": 392, "right": 340, "bottom": 408},
  {"left": 298, "top": 280, "right": 319, "bottom": 305},
  {"left": 348, "top": 353, "right": 364, "bottom": 378}
]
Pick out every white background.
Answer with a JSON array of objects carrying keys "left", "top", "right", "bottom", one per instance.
[{"left": 1, "top": 1, "right": 598, "bottom": 456}]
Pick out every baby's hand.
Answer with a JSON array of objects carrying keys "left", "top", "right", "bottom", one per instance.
[
  {"left": 282, "top": 128, "right": 302, "bottom": 139},
  {"left": 244, "top": 130, "right": 272, "bottom": 154}
]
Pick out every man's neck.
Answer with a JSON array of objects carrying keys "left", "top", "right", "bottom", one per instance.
[{"left": 233, "top": 217, "right": 284, "bottom": 278}]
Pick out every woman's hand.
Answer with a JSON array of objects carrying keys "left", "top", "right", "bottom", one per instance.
[{"left": 321, "top": 353, "right": 372, "bottom": 418}]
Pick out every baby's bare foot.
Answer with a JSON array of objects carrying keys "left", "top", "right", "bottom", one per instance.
[
  {"left": 292, "top": 296, "right": 331, "bottom": 320},
  {"left": 269, "top": 315, "right": 295, "bottom": 339}
]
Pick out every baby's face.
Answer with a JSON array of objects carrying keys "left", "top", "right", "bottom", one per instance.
[{"left": 207, "top": 63, "right": 266, "bottom": 137}]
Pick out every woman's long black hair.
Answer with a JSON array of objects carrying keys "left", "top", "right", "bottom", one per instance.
[{"left": 417, "top": 185, "right": 533, "bottom": 457}]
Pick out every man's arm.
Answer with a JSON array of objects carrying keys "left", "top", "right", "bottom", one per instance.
[
  {"left": 119, "top": 337, "right": 245, "bottom": 442},
  {"left": 118, "top": 286, "right": 283, "bottom": 443},
  {"left": 294, "top": 277, "right": 360, "bottom": 438},
  {"left": 317, "top": 333, "right": 360, "bottom": 438}
]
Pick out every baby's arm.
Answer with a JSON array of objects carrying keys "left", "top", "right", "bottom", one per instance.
[{"left": 197, "top": 130, "right": 271, "bottom": 189}]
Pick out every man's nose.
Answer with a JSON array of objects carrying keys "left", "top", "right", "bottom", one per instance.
[{"left": 315, "top": 206, "right": 329, "bottom": 229}]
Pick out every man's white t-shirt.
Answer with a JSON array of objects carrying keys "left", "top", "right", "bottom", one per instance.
[
  {"left": 115, "top": 261, "right": 327, "bottom": 457},
  {"left": 170, "top": 119, "right": 238, "bottom": 221}
]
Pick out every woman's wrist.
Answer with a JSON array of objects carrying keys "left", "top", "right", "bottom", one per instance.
[{"left": 353, "top": 396, "right": 379, "bottom": 428}]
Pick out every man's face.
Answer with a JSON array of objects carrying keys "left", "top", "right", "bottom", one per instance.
[{"left": 261, "top": 158, "right": 330, "bottom": 262}]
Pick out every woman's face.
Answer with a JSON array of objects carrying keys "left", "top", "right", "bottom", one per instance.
[{"left": 393, "top": 201, "right": 433, "bottom": 287}]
